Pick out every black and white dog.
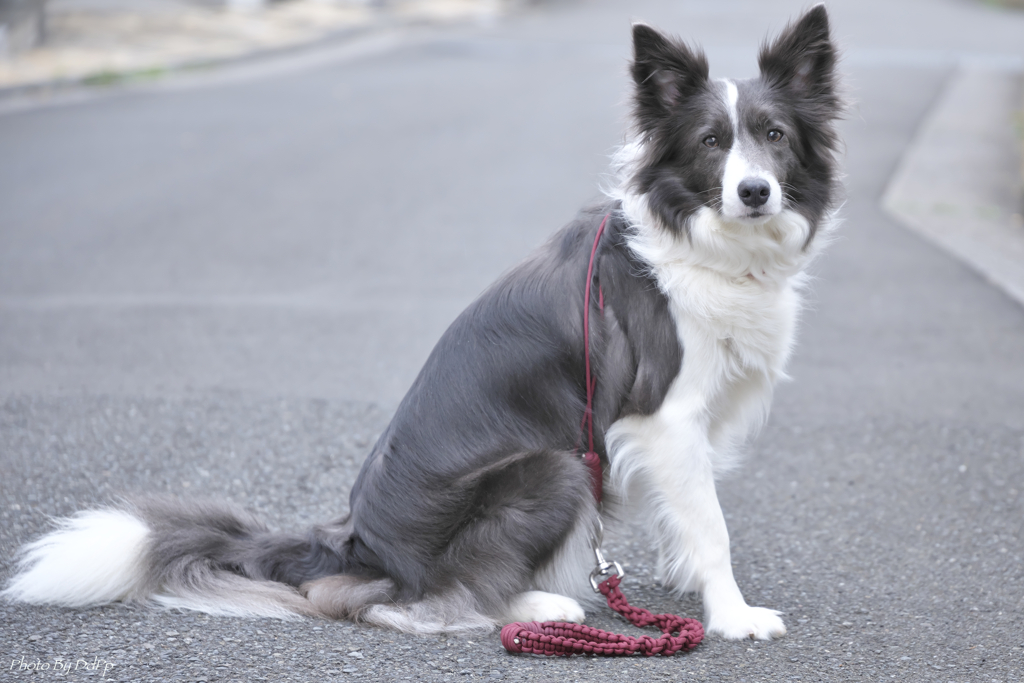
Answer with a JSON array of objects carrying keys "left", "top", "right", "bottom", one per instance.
[{"left": 5, "top": 6, "right": 841, "bottom": 641}]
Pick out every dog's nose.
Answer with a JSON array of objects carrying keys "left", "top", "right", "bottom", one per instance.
[{"left": 737, "top": 178, "right": 771, "bottom": 208}]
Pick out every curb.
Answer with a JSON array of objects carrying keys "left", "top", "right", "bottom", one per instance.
[
  {"left": 883, "top": 67, "right": 1024, "bottom": 308},
  {"left": 0, "top": 3, "right": 503, "bottom": 111},
  {"left": 0, "top": 16, "right": 401, "bottom": 101}
]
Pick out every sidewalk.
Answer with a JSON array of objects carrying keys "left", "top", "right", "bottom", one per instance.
[
  {"left": 0, "top": 0, "right": 502, "bottom": 90},
  {"left": 884, "top": 68, "right": 1024, "bottom": 308}
]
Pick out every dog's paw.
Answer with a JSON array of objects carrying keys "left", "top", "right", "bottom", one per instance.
[
  {"left": 504, "top": 591, "right": 585, "bottom": 623},
  {"left": 707, "top": 605, "right": 786, "bottom": 640}
]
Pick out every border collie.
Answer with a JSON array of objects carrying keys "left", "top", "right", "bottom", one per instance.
[{"left": 4, "top": 5, "right": 841, "bottom": 641}]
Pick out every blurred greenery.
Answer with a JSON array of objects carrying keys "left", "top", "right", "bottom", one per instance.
[
  {"left": 82, "top": 67, "right": 168, "bottom": 87},
  {"left": 980, "top": 0, "right": 1024, "bottom": 8}
]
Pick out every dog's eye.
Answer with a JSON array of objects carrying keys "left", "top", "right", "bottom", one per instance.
[
  {"left": 703, "top": 136, "right": 719, "bottom": 148},
  {"left": 767, "top": 130, "right": 784, "bottom": 142}
]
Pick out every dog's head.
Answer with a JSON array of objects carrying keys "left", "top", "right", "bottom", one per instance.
[{"left": 628, "top": 5, "right": 842, "bottom": 240}]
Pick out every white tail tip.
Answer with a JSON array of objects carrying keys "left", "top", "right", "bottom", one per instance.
[{"left": 3, "top": 509, "right": 151, "bottom": 607}]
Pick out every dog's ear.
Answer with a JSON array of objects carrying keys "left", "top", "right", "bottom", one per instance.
[
  {"left": 631, "top": 23, "right": 708, "bottom": 125},
  {"left": 758, "top": 4, "right": 838, "bottom": 104}
]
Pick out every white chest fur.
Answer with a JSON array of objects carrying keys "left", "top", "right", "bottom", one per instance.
[
  {"left": 609, "top": 203, "right": 819, "bottom": 483},
  {"left": 602, "top": 201, "right": 824, "bottom": 610}
]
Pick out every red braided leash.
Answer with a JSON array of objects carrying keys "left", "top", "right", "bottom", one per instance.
[
  {"left": 579, "top": 214, "right": 607, "bottom": 502},
  {"left": 500, "top": 213, "right": 704, "bottom": 657},
  {"left": 501, "top": 575, "right": 704, "bottom": 656}
]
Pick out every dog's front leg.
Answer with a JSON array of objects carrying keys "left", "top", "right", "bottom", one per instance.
[
  {"left": 614, "top": 422, "right": 786, "bottom": 640},
  {"left": 671, "top": 462, "right": 785, "bottom": 640}
]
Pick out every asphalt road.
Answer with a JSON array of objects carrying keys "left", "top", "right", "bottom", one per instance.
[{"left": 2, "top": 0, "right": 1023, "bottom": 681}]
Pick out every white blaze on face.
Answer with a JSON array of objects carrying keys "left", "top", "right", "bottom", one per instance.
[{"left": 719, "top": 79, "right": 782, "bottom": 222}]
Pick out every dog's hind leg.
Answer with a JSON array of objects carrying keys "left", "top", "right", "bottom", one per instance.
[
  {"left": 300, "top": 574, "right": 396, "bottom": 620},
  {"left": 361, "top": 585, "right": 497, "bottom": 634},
  {"left": 331, "top": 587, "right": 585, "bottom": 634},
  {"left": 305, "top": 573, "right": 505, "bottom": 634},
  {"left": 302, "top": 573, "right": 498, "bottom": 634},
  {"left": 322, "top": 448, "right": 597, "bottom": 633},
  {"left": 436, "top": 450, "right": 595, "bottom": 624}
]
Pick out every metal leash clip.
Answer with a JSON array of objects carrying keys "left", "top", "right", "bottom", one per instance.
[
  {"left": 588, "top": 518, "right": 624, "bottom": 592},
  {"left": 589, "top": 545, "right": 625, "bottom": 592}
]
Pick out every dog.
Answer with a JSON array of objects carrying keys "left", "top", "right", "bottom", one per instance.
[{"left": 4, "top": 5, "right": 841, "bottom": 641}]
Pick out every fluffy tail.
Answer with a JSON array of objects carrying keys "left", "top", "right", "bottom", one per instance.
[{"left": 2, "top": 498, "right": 362, "bottom": 619}]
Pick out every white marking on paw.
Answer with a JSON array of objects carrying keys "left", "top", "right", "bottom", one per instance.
[
  {"left": 504, "top": 591, "right": 585, "bottom": 623},
  {"left": 707, "top": 604, "right": 787, "bottom": 640}
]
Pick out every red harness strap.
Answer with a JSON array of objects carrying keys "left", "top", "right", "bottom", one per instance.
[{"left": 501, "top": 213, "right": 704, "bottom": 657}]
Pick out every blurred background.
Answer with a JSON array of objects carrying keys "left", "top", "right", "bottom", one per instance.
[
  {"left": 1, "top": 0, "right": 1021, "bottom": 404},
  {"left": 0, "top": 0, "right": 503, "bottom": 87},
  {"left": 1, "top": 1, "right": 1023, "bottom": 681}
]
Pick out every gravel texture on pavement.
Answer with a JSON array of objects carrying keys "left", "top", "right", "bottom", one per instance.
[{"left": 2, "top": 397, "right": 1022, "bottom": 681}]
